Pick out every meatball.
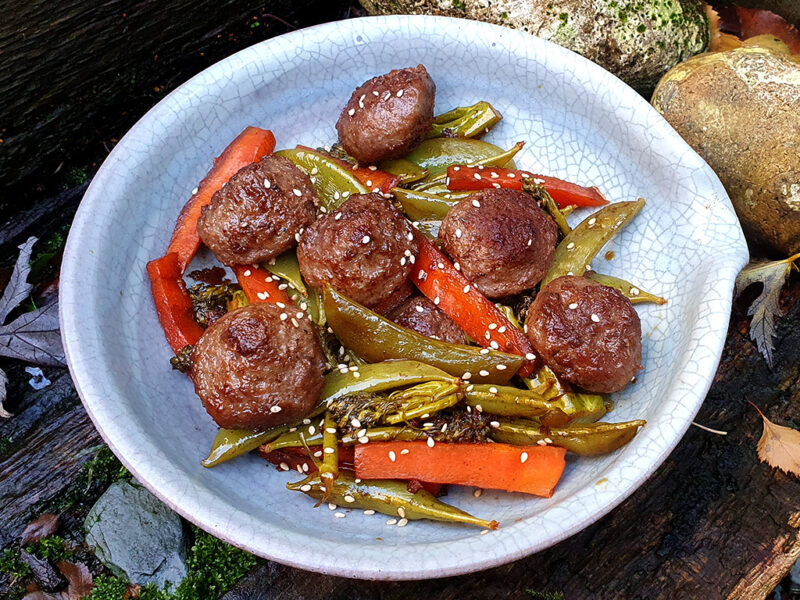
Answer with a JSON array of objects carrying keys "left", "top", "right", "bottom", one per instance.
[
  {"left": 297, "top": 193, "right": 417, "bottom": 308},
  {"left": 525, "top": 276, "right": 642, "bottom": 394},
  {"left": 390, "top": 295, "right": 466, "bottom": 345},
  {"left": 191, "top": 303, "right": 326, "bottom": 429},
  {"left": 336, "top": 65, "right": 436, "bottom": 164},
  {"left": 439, "top": 188, "right": 558, "bottom": 299},
  {"left": 197, "top": 155, "right": 317, "bottom": 266}
]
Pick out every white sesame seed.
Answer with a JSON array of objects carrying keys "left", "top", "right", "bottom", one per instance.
[
  {"left": 479, "top": 348, "right": 490, "bottom": 355},
  {"left": 474, "top": 172, "right": 482, "bottom": 180},
  {"left": 520, "top": 452, "right": 529, "bottom": 463},
  {"left": 454, "top": 262, "right": 461, "bottom": 271},
  {"left": 291, "top": 318, "right": 299, "bottom": 328},
  {"left": 480, "top": 369, "right": 490, "bottom": 377},
  {"left": 455, "top": 228, "right": 462, "bottom": 238},
  {"left": 386, "top": 518, "right": 398, "bottom": 526},
  {"left": 342, "top": 191, "right": 350, "bottom": 198},
  {"left": 358, "top": 94, "right": 366, "bottom": 108},
  {"left": 372, "top": 90, "right": 379, "bottom": 97},
  {"left": 400, "top": 449, "right": 409, "bottom": 455},
  {"left": 414, "top": 305, "right": 425, "bottom": 313},
  {"left": 325, "top": 427, "right": 337, "bottom": 434},
  {"left": 462, "top": 371, "right": 472, "bottom": 380},
  {"left": 441, "top": 423, "right": 448, "bottom": 433},
  {"left": 192, "top": 186, "right": 199, "bottom": 195},
  {"left": 508, "top": 172, "right": 516, "bottom": 178},
  {"left": 473, "top": 488, "right": 483, "bottom": 498},
  {"left": 362, "top": 235, "right": 370, "bottom": 244},
  {"left": 463, "top": 285, "right": 471, "bottom": 293},
  {"left": 303, "top": 418, "right": 311, "bottom": 424},
  {"left": 279, "top": 312, "right": 288, "bottom": 320},
  {"left": 397, "top": 89, "right": 404, "bottom": 97},
  {"left": 328, "top": 503, "right": 337, "bottom": 510},
  {"left": 344, "top": 495, "right": 356, "bottom": 503},
  {"left": 397, "top": 518, "right": 408, "bottom": 527},
  {"left": 279, "top": 462, "right": 289, "bottom": 471},
  {"left": 453, "top": 166, "right": 461, "bottom": 172},
  {"left": 537, "top": 439, "right": 548, "bottom": 446},
  {"left": 334, "top": 191, "right": 341, "bottom": 200},
  {"left": 630, "top": 287, "right": 641, "bottom": 296},
  {"left": 357, "top": 428, "right": 367, "bottom": 438},
  {"left": 490, "top": 421, "right": 500, "bottom": 428},
  {"left": 472, "top": 199, "right": 481, "bottom": 207},
  {"left": 417, "top": 269, "right": 427, "bottom": 280},
  {"left": 488, "top": 323, "right": 497, "bottom": 330},
  {"left": 409, "top": 255, "right": 415, "bottom": 264},
  {"left": 359, "top": 436, "right": 369, "bottom": 444},
  {"left": 567, "top": 242, "right": 575, "bottom": 249},
  {"left": 364, "top": 510, "right": 375, "bottom": 515},
  {"left": 400, "top": 257, "right": 407, "bottom": 266},
  {"left": 334, "top": 512, "right": 346, "bottom": 518},
  {"left": 351, "top": 418, "right": 361, "bottom": 428},
  {"left": 308, "top": 425, "right": 316, "bottom": 435},
  {"left": 433, "top": 296, "right": 440, "bottom": 305},
  {"left": 388, "top": 450, "right": 397, "bottom": 462},
  {"left": 466, "top": 384, "right": 474, "bottom": 392},
  {"left": 296, "top": 465, "right": 303, "bottom": 474},
  {"left": 496, "top": 364, "right": 507, "bottom": 371},
  {"left": 257, "top": 291, "right": 269, "bottom": 300},
  {"left": 475, "top": 404, "right": 483, "bottom": 412},
  {"left": 300, "top": 484, "right": 312, "bottom": 492},
  {"left": 489, "top": 386, "right": 498, "bottom": 393},
  {"left": 588, "top": 217, "right": 597, "bottom": 226},
  {"left": 398, "top": 507, "right": 406, "bottom": 517},
  {"left": 490, "top": 340, "right": 499, "bottom": 350},
  {"left": 270, "top": 406, "right": 282, "bottom": 413},
  {"left": 348, "top": 108, "right": 355, "bottom": 116},
  {"left": 568, "top": 303, "right": 578, "bottom": 309},
  {"left": 498, "top": 326, "right": 506, "bottom": 333},
  {"left": 427, "top": 437, "right": 435, "bottom": 448},
  {"left": 480, "top": 529, "right": 490, "bottom": 535},
  {"left": 279, "top": 283, "right": 289, "bottom": 291},
  {"left": 591, "top": 313, "right": 600, "bottom": 322},
  {"left": 291, "top": 188, "right": 302, "bottom": 197},
  {"left": 525, "top": 353, "right": 536, "bottom": 360},
  {"left": 302, "top": 463, "right": 309, "bottom": 472}
]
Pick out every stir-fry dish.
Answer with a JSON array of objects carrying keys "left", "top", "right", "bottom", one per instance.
[{"left": 148, "top": 65, "right": 665, "bottom": 531}]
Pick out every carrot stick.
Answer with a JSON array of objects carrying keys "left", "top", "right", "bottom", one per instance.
[
  {"left": 409, "top": 231, "right": 538, "bottom": 376},
  {"left": 355, "top": 441, "right": 566, "bottom": 497},
  {"left": 232, "top": 264, "right": 290, "bottom": 305},
  {"left": 446, "top": 165, "right": 608, "bottom": 208},
  {"left": 146, "top": 253, "right": 205, "bottom": 352},
  {"left": 167, "top": 127, "right": 276, "bottom": 272}
]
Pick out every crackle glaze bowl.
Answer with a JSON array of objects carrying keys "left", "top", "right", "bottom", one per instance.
[{"left": 61, "top": 15, "right": 749, "bottom": 580}]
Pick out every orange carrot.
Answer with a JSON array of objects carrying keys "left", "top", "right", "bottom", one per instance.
[
  {"left": 409, "top": 231, "right": 538, "bottom": 376},
  {"left": 232, "top": 264, "right": 290, "bottom": 305},
  {"left": 167, "top": 127, "right": 276, "bottom": 273},
  {"left": 146, "top": 253, "right": 204, "bottom": 352},
  {"left": 355, "top": 441, "right": 566, "bottom": 497}
]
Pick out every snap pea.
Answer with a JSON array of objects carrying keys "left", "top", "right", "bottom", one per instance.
[
  {"left": 585, "top": 272, "right": 667, "bottom": 305},
  {"left": 320, "top": 412, "right": 339, "bottom": 499},
  {"left": 490, "top": 418, "right": 646, "bottom": 455},
  {"left": 265, "top": 251, "right": 323, "bottom": 324},
  {"left": 323, "top": 286, "right": 523, "bottom": 384},
  {"left": 413, "top": 142, "right": 523, "bottom": 190},
  {"left": 414, "top": 220, "right": 441, "bottom": 239},
  {"left": 287, "top": 471, "right": 498, "bottom": 529},
  {"left": 392, "top": 187, "right": 461, "bottom": 221},
  {"left": 523, "top": 365, "right": 610, "bottom": 426},
  {"left": 383, "top": 380, "right": 463, "bottom": 425},
  {"left": 261, "top": 426, "right": 430, "bottom": 453},
  {"left": 427, "top": 101, "right": 503, "bottom": 139},
  {"left": 202, "top": 426, "right": 287, "bottom": 468},
  {"left": 542, "top": 199, "right": 645, "bottom": 287},
  {"left": 378, "top": 158, "right": 430, "bottom": 184},
  {"left": 405, "top": 138, "right": 519, "bottom": 180},
  {"left": 321, "top": 360, "right": 458, "bottom": 403},
  {"left": 275, "top": 148, "right": 367, "bottom": 211}
]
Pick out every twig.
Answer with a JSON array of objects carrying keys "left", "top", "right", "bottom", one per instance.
[{"left": 692, "top": 421, "right": 728, "bottom": 435}]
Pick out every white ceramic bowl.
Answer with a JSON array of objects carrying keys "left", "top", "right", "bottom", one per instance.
[{"left": 60, "top": 15, "right": 748, "bottom": 580}]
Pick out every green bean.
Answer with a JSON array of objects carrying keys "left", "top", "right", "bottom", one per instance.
[
  {"left": 542, "top": 199, "right": 645, "bottom": 287},
  {"left": 287, "top": 471, "right": 498, "bottom": 529},
  {"left": 384, "top": 381, "right": 463, "bottom": 424},
  {"left": 414, "top": 220, "right": 441, "bottom": 239},
  {"left": 490, "top": 418, "right": 646, "bottom": 455},
  {"left": 427, "top": 101, "right": 503, "bottom": 139},
  {"left": 585, "top": 272, "right": 667, "bottom": 305},
  {"left": 276, "top": 148, "right": 367, "bottom": 211}
]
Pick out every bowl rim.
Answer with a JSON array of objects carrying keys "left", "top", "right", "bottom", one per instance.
[{"left": 60, "top": 14, "right": 748, "bottom": 580}]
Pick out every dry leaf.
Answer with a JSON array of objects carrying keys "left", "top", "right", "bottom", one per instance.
[
  {"left": 0, "top": 368, "right": 10, "bottom": 419},
  {"left": 20, "top": 514, "right": 60, "bottom": 545},
  {"left": 23, "top": 562, "right": 93, "bottom": 600},
  {"left": 752, "top": 403, "right": 800, "bottom": 476},
  {"left": 734, "top": 252, "right": 800, "bottom": 368}
]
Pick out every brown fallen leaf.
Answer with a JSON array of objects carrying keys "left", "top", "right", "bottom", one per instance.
[
  {"left": 22, "top": 561, "right": 93, "bottom": 600},
  {"left": 20, "top": 514, "right": 60, "bottom": 545},
  {"left": 751, "top": 402, "right": 800, "bottom": 476}
]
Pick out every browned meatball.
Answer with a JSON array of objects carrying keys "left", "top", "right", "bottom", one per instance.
[
  {"left": 389, "top": 295, "right": 466, "bottom": 345},
  {"left": 525, "top": 276, "right": 642, "bottom": 394},
  {"left": 297, "top": 193, "right": 417, "bottom": 308},
  {"left": 336, "top": 65, "right": 436, "bottom": 164},
  {"left": 197, "top": 155, "right": 317, "bottom": 266},
  {"left": 191, "top": 303, "right": 326, "bottom": 429},
  {"left": 439, "top": 188, "right": 558, "bottom": 299}
]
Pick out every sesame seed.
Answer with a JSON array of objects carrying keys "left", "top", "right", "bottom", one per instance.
[
  {"left": 496, "top": 364, "right": 507, "bottom": 371},
  {"left": 591, "top": 313, "right": 600, "bottom": 322},
  {"left": 415, "top": 305, "right": 425, "bottom": 313},
  {"left": 357, "top": 428, "right": 367, "bottom": 438},
  {"left": 311, "top": 166, "right": 319, "bottom": 175},
  {"left": 492, "top": 183, "right": 501, "bottom": 188},
  {"left": 568, "top": 303, "right": 578, "bottom": 309},
  {"left": 472, "top": 199, "right": 481, "bottom": 207},
  {"left": 334, "top": 191, "right": 340, "bottom": 200},
  {"left": 279, "top": 312, "right": 288, "bottom": 320},
  {"left": 520, "top": 452, "right": 529, "bottom": 463},
  {"left": 490, "top": 421, "right": 500, "bottom": 428},
  {"left": 292, "top": 188, "right": 302, "bottom": 197},
  {"left": 257, "top": 291, "right": 269, "bottom": 300},
  {"left": 279, "top": 462, "right": 289, "bottom": 471},
  {"left": 489, "top": 386, "right": 498, "bottom": 393},
  {"left": 567, "top": 242, "right": 575, "bottom": 249},
  {"left": 473, "top": 488, "right": 483, "bottom": 498},
  {"left": 344, "top": 495, "right": 355, "bottom": 503},
  {"left": 508, "top": 172, "right": 516, "bottom": 178},
  {"left": 300, "top": 484, "right": 312, "bottom": 492},
  {"left": 454, "top": 262, "right": 461, "bottom": 271},
  {"left": 349, "top": 365, "right": 359, "bottom": 371},
  {"left": 328, "top": 503, "right": 337, "bottom": 511},
  {"left": 279, "top": 283, "right": 289, "bottom": 291},
  {"left": 462, "top": 371, "right": 472, "bottom": 380},
  {"left": 303, "top": 418, "right": 311, "bottom": 424},
  {"left": 351, "top": 417, "right": 361, "bottom": 428},
  {"left": 358, "top": 94, "right": 366, "bottom": 108},
  {"left": 488, "top": 323, "right": 497, "bottom": 330},
  {"left": 365, "top": 179, "right": 373, "bottom": 187},
  {"left": 364, "top": 510, "right": 375, "bottom": 515},
  {"left": 372, "top": 90, "right": 379, "bottom": 96},
  {"left": 192, "top": 186, "right": 199, "bottom": 195},
  {"left": 308, "top": 425, "right": 316, "bottom": 435},
  {"left": 359, "top": 436, "right": 369, "bottom": 444},
  {"left": 441, "top": 423, "right": 448, "bottom": 433},
  {"left": 407, "top": 232, "right": 414, "bottom": 241},
  {"left": 630, "top": 287, "right": 641, "bottom": 296},
  {"left": 398, "top": 507, "right": 406, "bottom": 517},
  {"left": 296, "top": 465, "right": 303, "bottom": 474},
  {"left": 479, "top": 369, "right": 490, "bottom": 377},
  {"left": 525, "top": 353, "right": 536, "bottom": 360},
  {"left": 479, "top": 348, "right": 490, "bottom": 355},
  {"left": 588, "top": 217, "right": 597, "bottom": 226},
  {"left": 270, "top": 406, "right": 282, "bottom": 413},
  {"left": 342, "top": 191, "right": 350, "bottom": 198},
  {"left": 474, "top": 172, "right": 482, "bottom": 180},
  {"left": 362, "top": 235, "right": 370, "bottom": 244},
  {"left": 302, "top": 463, "right": 309, "bottom": 472},
  {"left": 498, "top": 326, "right": 506, "bottom": 333},
  {"left": 404, "top": 249, "right": 412, "bottom": 256},
  {"left": 325, "top": 427, "right": 337, "bottom": 434},
  {"left": 335, "top": 212, "right": 342, "bottom": 220},
  {"left": 369, "top": 165, "right": 378, "bottom": 171},
  {"left": 400, "top": 257, "right": 407, "bottom": 266},
  {"left": 384, "top": 91, "right": 391, "bottom": 100},
  {"left": 463, "top": 285, "right": 471, "bottom": 293},
  {"left": 489, "top": 340, "right": 499, "bottom": 350},
  {"left": 388, "top": 451, "right": 397, "bottom": 462},
  {"left": 544, "top": 437, "right": 553, "bottom": 444},
  {"left": 397, "top": 518, "right": 408, "bottom": 527},
  {"left": 433, "top": 296, "right": 440, "bottom": 305},
  {"left": 409, "top": 255, "right": 415, "bottom": 264},
  {"left": 417, "top": 269, "right": 427, "bottom": 280},
  {"left": 353, "top": 371, "right": 360, "bottom": 378},
  {"left": 386, "top": 519, "right": 398, "bottom": 526},
  {"left": 400, "top": 449, "right": 409, "bottom": 455},
  {"left": 475, "top": 404, "right": 483, "bottom": 412},
  {"left": 490, "top": 171, "right": 499, "bottom": 178},
  {"left": 480, "top": 529, "right": 490, "bottom": 535},
  {"left": 348, "top": 108, "right": 355, "bottom": 116},
  {"left": 334, "top": 512, "right": 346, "bottom": 518},
  {"left": 427, "top": 437, "right": 435, "bottom": 448},
  {"left": 455, "top": 228, "right": 462, "bottom": 238},
  {"left": 291, "top": 318, "right": 299, "bottom": 327},
  {"left": 537, "top": 439, "right": 548, "bottom": 446},
  {"left": 466, "top": 384, "right": 474, "bottom": 392},
  {"left": 445, "top": 177, "right": 450, "bottom": 186},
  {"left": 397, "top": 89, "right": 404, "bottom": 97}
]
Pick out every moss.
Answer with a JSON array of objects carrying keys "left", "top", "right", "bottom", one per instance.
[
  {"left": 25, "top": 536, "right": 72, "bottom": 563},
  {"left": 527, "top": 593, "right": 565, "bottom": 600},
  {"left": 56, "top": 445, "right": 131, "bottom": 512},
  {"left": 62, "top": 166, "right": 90, "bottom": 190},
  {"left": 452, "top": 0, "right": 465, "bottom": 9},
  {"left": 82, "top": 574, "right": 130, "bottom": 600},
  {"left": 0, "top": 548, "right": 32, "bottom": 580}
]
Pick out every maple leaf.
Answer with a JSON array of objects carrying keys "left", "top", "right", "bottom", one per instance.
[
  {"left": 734, "top": 252, "right": 800, "bottom": 368},
  {"left": 0, "top": 237, "right": 66, "bottom": 419},
  {"left": 751, "top": 403, "right": 800, "bottom": 477}
]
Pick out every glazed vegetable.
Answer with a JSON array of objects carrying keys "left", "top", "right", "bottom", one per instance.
[
  {"left": 261, "top": 425, "right": 429, "bottom": 453},
  {"left": 232, "top": 264, "right": 290, "bottom": 305},
  {"left": 586, "top": 272, "right": 666, "bottom": 305},
  {"left": 146, "top": 253, "right": 205, "bottom": 352},
  {"left": 446, "top": 164, "right": 608, "bottom": 208},
  {"left": 392, "top": 187, "right": 463, "bottom": 221},
  {"left": 524, "top": 365, "right": 610, "bottom": 426},
  {"left": 490, "top": 418, "right": 646, "bottom": 455},
  {"left": 355, "top": 441, "right": 567, "bottom": 497},
  {"left": 288, "top": 470, "right": 498, "bottom": 529},
  {"left": 320, "top": 412, "right": 339, "bottom": 499},
  {"left": 377, "top": 158, "right": 430, "bottom": 184},
  {"left": 275, "top": 147, "right": 367, "bottom": 211},
  {"left": 414, "top": 220, "right": 441, "bottom": 239},
  {"left": 187, "top": 283, "right": 235, "bottom": 327},
  {"left": 202, "top": 426, "right": 288, "bottom": 468},
  {"left": 525, "top": 183, "right": 572, "bottom": 236},
  {"left": 541, "top": 199, "right": 645, "bottom": 287},
  {"left": 298, "top": 145, "right": 401, "bottom": 195},
  {"left": 426, "top": 101, "right": 503, "bottom": 139},
  {"left": 415, "top": 142, "right": 524, "bottom": 190},
  {"left": 164, "top": 127, "right": 276, "bottom": 273},
  {"left": 408, "top": 231, "right": 538, "bottom": 376},
  {"left": 265, "top": 251, "right": 323, "bottom": 323},
  {"left": 321, "top": 360, "right": 458, "bottom": 403},
  {"left": 323, "top": 286, "right": 523, "bottom": 384},
  {"left": 405, "top": 138, "right": 519, "bottom": 179}
]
